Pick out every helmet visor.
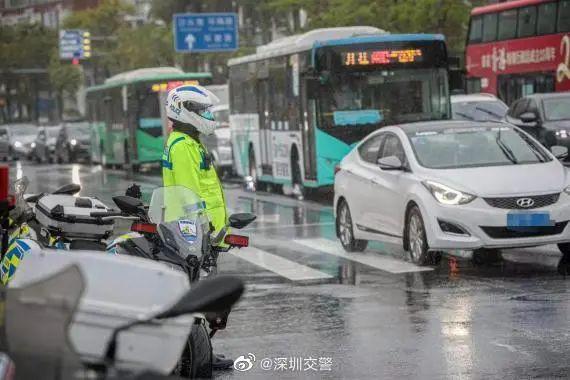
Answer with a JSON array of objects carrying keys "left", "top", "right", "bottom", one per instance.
[{"left": 183, "top": 101, "right": 215, "bottom": 122}]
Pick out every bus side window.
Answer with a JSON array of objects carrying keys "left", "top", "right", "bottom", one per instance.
[
  {"left": 482, "top": 13, "right": 498, "bottom": 42},
  {"left": 498, "top": 10, "right": 517, "bottom": 40},
  {"left": 538, "top": 2, "right": 557, "bottom": 35},
  {"left": 558, "top": 0, "right": 570, "bottom": 32},
  {"left": 517, "top": 6, "right": 537, "bottom": 38},
  {"left": 469, "top": 16, "right": 483, "bottom": 43}
]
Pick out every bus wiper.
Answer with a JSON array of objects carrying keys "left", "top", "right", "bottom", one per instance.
[
  {"left": 475, "top": 106, "right": 503, "bottom": 119},
  {"left": 495, "top": 135, "right": 518, "bottom": 164}
]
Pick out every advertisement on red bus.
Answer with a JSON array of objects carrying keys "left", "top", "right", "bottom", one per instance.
[{"left": 467, "top": 32, "right": 570, "bottom": 94}]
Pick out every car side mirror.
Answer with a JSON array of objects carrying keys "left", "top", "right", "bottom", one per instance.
[
  {"left": 551, "top": 145, "right": 568, "bottom": 160},
  {"left": 519, "top": 112, "right": 538, "bottom": 124},
  {"left": 378, "top": 156, "right": 404, "bottom": 171}
]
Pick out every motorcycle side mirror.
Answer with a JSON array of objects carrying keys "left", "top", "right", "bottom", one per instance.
[
  {"left": 228, "top": 213, "right": 257, "bottom": 229},
  {"left": 53, "top": 183, "right": 81, "bottom": 196},
  {"left": 103, "top": 276, "right": 244, "bottom": 365},
  {"left": 113, "top": 195, "right": 144, "bottom": 215},
  {"left": 155, "top": 275, "right": 244, "bottom": 319}
]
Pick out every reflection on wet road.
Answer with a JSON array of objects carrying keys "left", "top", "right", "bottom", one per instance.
[{"left": 14, "top": 163, "right": 570, "bottom": 379}]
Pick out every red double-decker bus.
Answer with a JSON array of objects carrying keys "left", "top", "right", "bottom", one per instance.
[{"left": 466, "top": 0, "right": 570, "bottom": 105}]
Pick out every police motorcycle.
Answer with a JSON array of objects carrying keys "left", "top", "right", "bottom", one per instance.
[
  {"left": 0, "top": 179, "right": 233, "bottom": 378},
  {"left": 2, "top": 254, "right": 244, "bottom": 380},
  {"left": 104, "top": 185, "right": 255, "bottom": 335}
]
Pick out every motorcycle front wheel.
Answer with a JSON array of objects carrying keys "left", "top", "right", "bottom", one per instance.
[{"left": 173, "top": 320, "right": 213, "bottom": 379}]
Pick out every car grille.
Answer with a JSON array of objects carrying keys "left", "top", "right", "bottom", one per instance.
[
  {"left": 483, "top": 193, "right": 560, "bottom": 209},
  {"left": 481, "top": 222, "right": 568, "bottom": 239}
]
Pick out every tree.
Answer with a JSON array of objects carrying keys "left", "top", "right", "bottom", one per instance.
[{"left": 114, "top": 24, "right": 175, "bottom": 71}]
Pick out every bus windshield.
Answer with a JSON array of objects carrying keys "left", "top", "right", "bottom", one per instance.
[{"left": 319, "top": 68, "right": 449, "bottom": 128}]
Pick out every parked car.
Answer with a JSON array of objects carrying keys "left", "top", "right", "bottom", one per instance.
[
  {"left": 201, "top": 105, "right": 234, "bottom": 177},
  {"left": 334, "top": 120, "right": 570, "bottom": 266},
  {"left": 6, "top": 124, "right": 38, "bottom": 160},
  {"left": 55, "top": 122, "right": 91, "bottom": 163},
  {"left": 31, "top": 125, "right": 60, "bottom": 164},
  {"left": 505, "top": 93, "right": 570, "bottom": 152},
  {"left": 451, "top": 93, "right": 508, "bottom": 122},
  {"left": 0, "top": 126, "right": 11, "bottom": 161}
]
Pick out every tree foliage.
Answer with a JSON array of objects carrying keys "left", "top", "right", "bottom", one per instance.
[{"left": 0, "top": 24, "right": 56, "bottom": 70}]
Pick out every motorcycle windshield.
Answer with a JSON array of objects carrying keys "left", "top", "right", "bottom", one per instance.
[
  {"left": 148, "top": 186, "right": 204, "bottom": 224},
  {"left": 148, "top": 186, "right": 208, "bottom": 258}
]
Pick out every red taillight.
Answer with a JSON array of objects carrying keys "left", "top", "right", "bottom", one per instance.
[
  {"left": 334, "top": 165, "right": 341, "bottom": 175},
  {"left": 131, "top": 222, "right": 157, "bottom": 234},
  {"left": 224, "top": 234, "right": 249, "bottom": 247}
]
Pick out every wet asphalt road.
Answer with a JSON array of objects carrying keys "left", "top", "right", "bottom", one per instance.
[{"left": 12, "top": 162, "right": 570, "bottom": 380}]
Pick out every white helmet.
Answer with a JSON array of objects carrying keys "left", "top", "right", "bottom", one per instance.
[{"left": 166, "top": 84, "right": 220, "bottom": 135}]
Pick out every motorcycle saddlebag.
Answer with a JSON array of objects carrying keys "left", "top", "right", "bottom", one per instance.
[{"left": 35, "top": 194, "right": 114, "bottom": 240}]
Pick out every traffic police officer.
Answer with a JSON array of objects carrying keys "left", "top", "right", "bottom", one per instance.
[{"left": 162, "top": 84, "right": 233, "bottom": 370}]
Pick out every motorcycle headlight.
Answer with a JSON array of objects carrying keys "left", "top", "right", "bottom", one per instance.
[
  {"left": 70, "top": 139, "right": 77, "bottom": 146},
  {"left": 422, "top": 180, "right": 476, "bottom": 205},
  {"left": 30, "top": 142, "right": 36, "bottom": 148}
]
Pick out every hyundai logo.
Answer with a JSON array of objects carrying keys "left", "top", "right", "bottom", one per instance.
[{"left": 516, "top": 198, "right": 535, "bottom": 208}]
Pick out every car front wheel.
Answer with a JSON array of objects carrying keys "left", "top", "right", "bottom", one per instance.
[
  {"left": 337, "top": 200, "right": 367, "bottom": 252},
  {"left": 406, "top": 206, "right": 431, "bottom": 266}
]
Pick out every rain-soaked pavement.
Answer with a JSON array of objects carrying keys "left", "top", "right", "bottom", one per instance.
[{"left": 12, "top": 162, "right": 570, "bottom": 379}]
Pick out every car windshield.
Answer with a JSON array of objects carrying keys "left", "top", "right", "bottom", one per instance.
[
  {"left": 10, "top": 125, "right": 37, "bottom": 136},
  {"left": 408, "top": 126, "right": 552, "bottom": 169},
  {"left": 67, "top": 123, "right": 90, "bottom": 138},
  {"left": 46, "top": 128, "right": 59, "bottom": 138},
  {"left": 451, "top": 100, "right": 508, "bottom": 121},
  {"left": 543, "top": 97, "right": 570, "bottom": 121}
]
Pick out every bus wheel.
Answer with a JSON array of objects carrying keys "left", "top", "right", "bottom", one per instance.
[
  {"left": 291, "top": 149, "right": 304, "bottom": 201},
  {"left": 246, "top": 147, "right": 257, "bottom": 192}
]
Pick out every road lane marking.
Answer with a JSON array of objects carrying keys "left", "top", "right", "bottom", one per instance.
[
  {"left": 229, "top": 247, "right": 334, "bottom": 281},
  {"left": 243, "top": 222, "right": 335, "bottom": 232},
  {"left": 294, "top": 238, "right": 433, "bottom": 274}
]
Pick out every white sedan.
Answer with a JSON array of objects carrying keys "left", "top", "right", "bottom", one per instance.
[{"left": 334, "top": 120, "right": 570, "bottom": 265}]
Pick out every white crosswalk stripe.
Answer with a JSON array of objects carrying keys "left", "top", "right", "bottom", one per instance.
[
  {"left": 294, "top": 238, "right": 433, "bottom": 274},
  {"left": 229, "top": 246, "right": 334, "bottom": 281}
]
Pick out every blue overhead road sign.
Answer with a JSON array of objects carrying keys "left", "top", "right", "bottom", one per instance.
[
  {"left": 173, "top": 13, "right": 238, "bottom": 53},
  {"left": 59, "top": 29, "right": 91, "bottom": 60}
]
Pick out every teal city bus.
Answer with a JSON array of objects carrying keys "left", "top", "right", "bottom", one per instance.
[
  {"left": 228, "top": 27, "right": 451, "bottom": 194},
  {"left": 85, "top": 67, "right": 212, "bottom": 168}
]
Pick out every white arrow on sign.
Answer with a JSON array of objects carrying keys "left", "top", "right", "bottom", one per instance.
[{"left": 185, "top": 33, "right": 196, "bottom": 50}]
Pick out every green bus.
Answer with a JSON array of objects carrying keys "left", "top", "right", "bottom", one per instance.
[{"left": 86, "top": 67, "right": 212, "bottom": 168}]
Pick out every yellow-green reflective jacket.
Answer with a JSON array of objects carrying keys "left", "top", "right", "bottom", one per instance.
[{"left": 162, "top": 131, "right": 228, "bottom": 233}]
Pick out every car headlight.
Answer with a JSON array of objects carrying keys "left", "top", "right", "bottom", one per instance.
[
  {"left": 422, "top": 180, "right": 476, "bottom": 205},
  {"left": 564, "top": 186, "right": 570, "bottom": 195},
  {"left": 556, "top": 130, "right": 569, "bottom": 138},
  {"left": 30, "top": 142, "right": 36, "bottom": 148},
  {"left": 70, "top": 139, "right": 77, "bottom": 146},
  {"left": 14, "top": 141, "right": 22, "bottom": 148}
]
